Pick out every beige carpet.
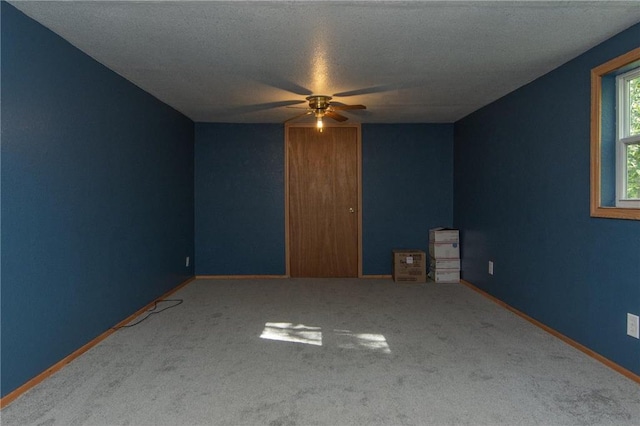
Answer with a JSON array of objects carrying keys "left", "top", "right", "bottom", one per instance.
[{"left": 2, "top": 278, "right": 639, "bottom": 425}]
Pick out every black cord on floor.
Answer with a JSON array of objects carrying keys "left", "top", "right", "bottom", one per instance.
[{"left": 112, "top": 299, "right": 183, "bottom": 330}]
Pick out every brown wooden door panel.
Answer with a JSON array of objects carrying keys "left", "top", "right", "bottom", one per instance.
[{"left": 288, "top": 127, "right": 358, "bottom": 277}]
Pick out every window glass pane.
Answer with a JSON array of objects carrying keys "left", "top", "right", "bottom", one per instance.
[
  {"left": 626, "top": 143, "right": 640, "bottom": 199},
  {"left": 630, "top": 75, "right": 640, "bottom": 136}
]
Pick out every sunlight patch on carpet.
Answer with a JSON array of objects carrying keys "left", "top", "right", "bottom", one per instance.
[
  {"left": 334, "top": 329, "right": 392, "bottom": 354},
  {"left": 260, "top": 322, "right": 322, "bottom": 346},
  {"left": 260, "top": 323, "right": 391, "bottom": 353}
]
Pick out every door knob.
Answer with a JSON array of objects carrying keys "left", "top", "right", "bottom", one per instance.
[{"left": 349, "top": 207, "right": 355, "bottom": 213}]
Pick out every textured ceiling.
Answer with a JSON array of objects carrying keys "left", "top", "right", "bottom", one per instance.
[{"left": 9, "top": 1, "right": 640, "bottom": 124}]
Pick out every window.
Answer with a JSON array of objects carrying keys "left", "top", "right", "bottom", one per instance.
[
  {"left": 591, "top": 47, "right": 640, "bottom": 220},
  {"left": 616, "top": 68, "right": 640, "bottom": 207}
]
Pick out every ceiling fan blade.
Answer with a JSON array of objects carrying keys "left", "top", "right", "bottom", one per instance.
[
  {"left": 248, "top": 72, "right": 313, "bottom": 96},
  {"left": 236, "top": 100, "right": 306, "bottom": 112},
  {"left": 333, "top": 81, "right": 423, "bottom": 97},
  {"left": 211, "top": 100, "right": 307, "bottom": 117},
  {"left": 284, "top": 111, "right": 311, "bottom": 123},
  {"left": 325, "top": 111, "right": 348, "bottom": 122},
  {"left": 331, "top": 104, "right": 366, "bottom": 111}
]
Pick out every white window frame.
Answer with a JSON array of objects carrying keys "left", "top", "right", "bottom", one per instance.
[{"left": 615, "top": 67, "right": 640, "bottom": 208}]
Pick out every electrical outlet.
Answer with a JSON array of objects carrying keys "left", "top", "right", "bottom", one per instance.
[
  {"left": 627, "top": 313, "right": 639, "bottom": 339},
  {"left": 185, "top": 256, "right": 190, "bottom": 267},
  {"left": 488, "top": 261, "right": 494, "bottom": 275}
]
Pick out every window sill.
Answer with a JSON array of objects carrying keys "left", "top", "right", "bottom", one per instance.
[
  {"left": 591, "top": 205, "right": 640, "bottom": 220},
  {"left": 616, "top": 200, "right": 640, "bottom": 209}
]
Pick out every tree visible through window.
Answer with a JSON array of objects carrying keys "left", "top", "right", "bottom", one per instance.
[
  {"left": 617, "top": 68, "right": 640, "bottom": 205},
  {"left": 628, "top": 144, "right": 639, "bottom": 198},
  {"left": 626, "top": 75, "right": 640, "bottom": 199}
]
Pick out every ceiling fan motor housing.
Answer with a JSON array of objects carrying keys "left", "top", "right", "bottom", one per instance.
[{"left": 306, "top": 95, "right": 332, "bottom": 111}]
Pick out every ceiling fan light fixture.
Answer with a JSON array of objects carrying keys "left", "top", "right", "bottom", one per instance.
[{"left": 285, "top": 94, "right": 365, "bottom": 127}]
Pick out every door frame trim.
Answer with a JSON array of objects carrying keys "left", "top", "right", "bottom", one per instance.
[{"left": 284, "top": 123, "right": 363, "bottom": 277}]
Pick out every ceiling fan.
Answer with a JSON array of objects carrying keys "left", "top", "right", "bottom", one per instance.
[{"left": 285, "top": 95, "right": 366, "bottom": 130}]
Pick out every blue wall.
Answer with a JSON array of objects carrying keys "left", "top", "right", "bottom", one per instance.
[
  {"left": 1, "top": 3, "right": 195, "bottom": 397},
  {"left": 454, "top": 23, "right": 640, "bottom": 375},
  {"left": 195, "top": 124, "right": 286, "bottom": 275},
  {"left": 2, "top": 0, "right": 638, "bottom": 401},
  {"left": 194, "top": 123, "right": 454, "bottom": 276},
  {"left": 362, "top": 124, "right": 454, "bottom": 274}
]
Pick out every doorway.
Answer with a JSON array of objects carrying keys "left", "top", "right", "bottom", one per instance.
[{"left": 286, "top": 125, "right": 362, "bottom": 277}]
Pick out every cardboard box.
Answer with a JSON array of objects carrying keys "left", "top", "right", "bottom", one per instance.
[
  {"left": 429, "top": 227, "right": 459, "bottom": 243},
  {"left": 430, "top": 257, "right": 461, "bottom": 270},
  {"left": 428, "top": 268, "right": 460, "bottom": 283},
  {"left": 392, "top": 250, "right": 426, "bottom": 283},
  {"left": 429, "top": 242, "right": 460, "bottom": 259}
]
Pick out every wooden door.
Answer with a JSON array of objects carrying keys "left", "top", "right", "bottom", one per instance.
[{"left": 287, "top": 126, "right": 359, "bottom": 277}]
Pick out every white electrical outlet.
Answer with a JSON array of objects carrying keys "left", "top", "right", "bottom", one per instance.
[
  {"left": 185, "top": 256, "right": 190, "bottom": 267},
  {"left": 488, "top": 261, "right": 494, "bottom": 275},
  {"left": 627, "top": 313, "right": 639, "bottom": 339}
]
